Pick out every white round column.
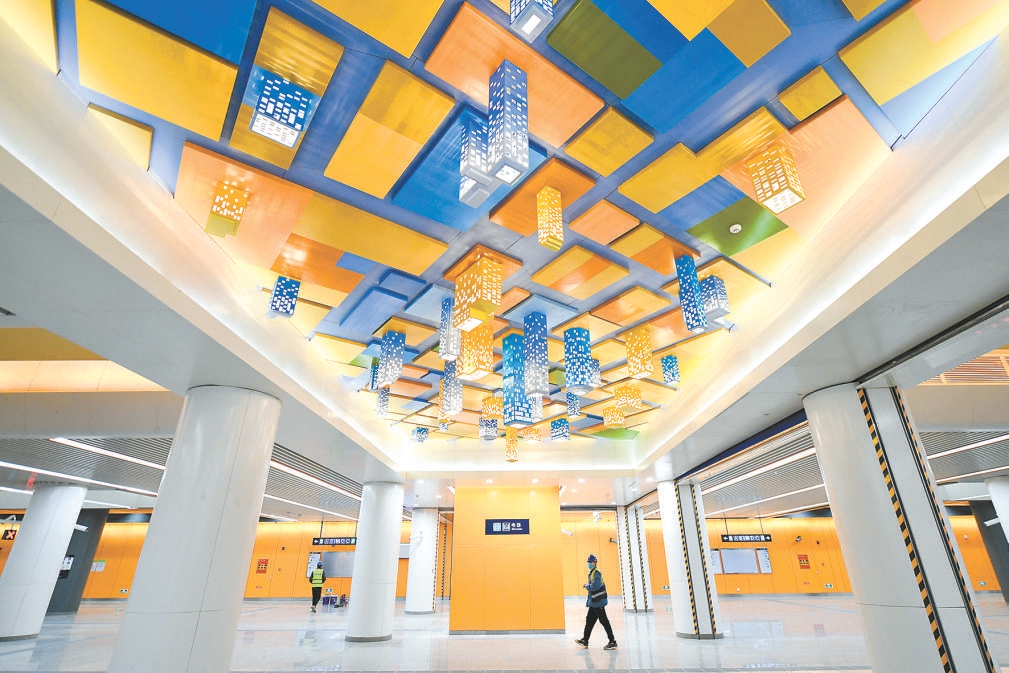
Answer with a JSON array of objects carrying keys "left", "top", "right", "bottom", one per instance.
[
  {"left": 108, "top": 386, "right": 281, "bottom": 673},
  {"left": 346, "top": 481, "right": 405, "bottom": 642},
  {"left": 0, "top": 483, "right": 86, "bottom": 639},
  {"left": 404, "top": 507, "right": 438, "bottom": 614}
]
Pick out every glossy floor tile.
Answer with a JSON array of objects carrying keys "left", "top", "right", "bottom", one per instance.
[{"left": 1, "top": 593, "right": 1008, "bottom": 672}]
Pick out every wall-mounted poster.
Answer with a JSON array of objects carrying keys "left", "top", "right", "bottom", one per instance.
[
  {"left": 720, "top": 548, "right": 759, "bottom": 574},
  {"left": 756, "top": 547, "right": 772, "bottom": 574},
  {"left": 710, "top": 548, "right": 723, "bottom": 575}
]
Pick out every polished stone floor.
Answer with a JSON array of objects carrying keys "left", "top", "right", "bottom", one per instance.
[{"left": 1, "top": 593, "right": 1008, "bottom": 672}]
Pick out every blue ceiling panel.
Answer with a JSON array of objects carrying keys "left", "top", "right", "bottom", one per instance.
[
  {"left": 880, "top": 44, "right": 988, "bottom": 138},
  {"left": 591, "top": 0, "right": 687, "bottom": 63},
  {"left": 336, "top": 253, "right": 376, "bottom": 274},
  {"left": 400, "top": 399, "right": 429, "bottom": 413},
  {"left": 379, "top": 270, "right": 426, "bottom": 299},
  {"left": 622, "top": 30, "right": 745, "bottom": 134},
  {"left": 403, "top": 284, "right": 454, "bottom": 323},
  {"left": 104, "top": 0, "right": 257, "bottom": 64},
  {"left": 658, "top": 177, "right": 747, "bottom": 232},
  {"left": 502, "top": 294, "right": 579, "bottom": 329},
  {"left": 340, "top": 287, "right": 407, "bottom": 336},
  {"left": 391, "top": 107, "right": 548, "bottom": 232}
]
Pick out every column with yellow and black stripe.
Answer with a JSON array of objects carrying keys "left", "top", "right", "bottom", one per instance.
[
  {"left": 616, "top": 504, "right": 653, "bottom": 613},
  {"left": 804, "top": 383, "right": 998, "bottom": 673},
  {"left": 656, "top": 479, "right": 722, "bottom": 639}
]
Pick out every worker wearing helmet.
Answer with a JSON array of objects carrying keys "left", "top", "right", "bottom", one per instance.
[{"left": 575, "top": 553, "right": 617, "bottom": 650}]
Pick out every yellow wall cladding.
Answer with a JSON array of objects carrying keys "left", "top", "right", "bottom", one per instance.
[
  {"left": 294, "top": 194, "right": 449, "bottom": 276},
  {"left": 565, "top": 108, "right": 652, "bottom": 177},
  {"left": 778, "top": 67, "right": 842, "bottom": 122},
  {"left": 1, "top": 0, "right": 58, "bottom": 71},
  {"left": 311, "top": 0, "right": 443, "bottom": 57},
  {"left": 325, "top": 62, "right": 455, "bottom": 198},
  {"left": 75, "top": 0, "right": 237, "bottom": 140}
]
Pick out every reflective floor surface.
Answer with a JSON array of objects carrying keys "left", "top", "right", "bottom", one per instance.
[{"left": 2, "top": 593, "right": 1008, "bottom": 672}]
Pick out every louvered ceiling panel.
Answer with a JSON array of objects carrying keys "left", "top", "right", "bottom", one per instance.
[
  {"left": 68, "top": 435, "right": 172, "bottom": 464},
  {"left": 703, "top": 455, "right": 823, "bottom": 515},
  {"left": 697, "top": 425, "right": 813, "bottom": 491},
  {"left": 0, "top": 437, "right": 164, "bottom": 493},
  {"left": 264, "top": 469, "right": 360, "bottom": 519},
  {"left": 707, "top": 486, "right": 829, "bottom": 520},
  {"left": 271, "top": 444, "right": 363, "bottom": 498},
  {"left": 919, "top": 431, "right": 1008, "bottom": 457},
  {"left": 929, "top": 436, "right": 1009, "bottom": 483}
]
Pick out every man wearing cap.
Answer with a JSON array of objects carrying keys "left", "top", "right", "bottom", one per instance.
[{"left": 575, "top": 553, "right": 617, "bottom": 650}]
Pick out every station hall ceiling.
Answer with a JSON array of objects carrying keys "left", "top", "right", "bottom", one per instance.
[{"left": 2, "top": 0, "right": 1009, "bottom": 474}]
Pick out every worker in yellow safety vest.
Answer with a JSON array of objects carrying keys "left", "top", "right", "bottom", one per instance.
[{"left": 309, "top": 562, "right": 326, "bottom": 613}]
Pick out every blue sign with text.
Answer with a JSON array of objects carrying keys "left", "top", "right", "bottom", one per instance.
[{"left": 485, "top": 518, "right": 530, "bottom": 535}]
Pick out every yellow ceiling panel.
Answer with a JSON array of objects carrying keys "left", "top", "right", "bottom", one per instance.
[
  {"left": 462, "top": 386, "right": 489, "bottom": 410},
  {"left": 530, "top": 246, "right": 596, "bottom": 287},
  {"left": 475, "top": 371, "right": 504, "bottom": 388},
  {"left": 326, "top": 114, "right": 423, "bottom": 197},
  {"left": 291, "top": 301, "right": 331, "bottom": 338},
  {"left": 591, "top": 286, "right": 670, "bottom": 326},
  {"left": 1, "top": 0, "right": 57, "bottom": 72},
  {"left": 0, "top": 328, "right": 102, "bottom": 361},
  {"left": 644, "top": 0, "right": 734, "bottom": 39},
  {"left": 839, "top": 1, "right": 1009, "bottom": 104},
  {"left": 547, "top": 338, "right": 564, "bottom": 362},
  {"left": 311, "top": 0, "right": 443, "bottom": 57},
  {"left": 87, "top": 105, "right": 153, "bottom": 170},
  {"left": 311, "top": 333, "right": 367, "bottom": 363},
  {"left": 565, "top": 108, "right": 653, "bottom": 177},
  {"left": 294, "top": 194, "right": 449, "bottom": 276},
  {"left": 619, "top": 144, "right": 712, "bottom": 213},
  {"left": 75, "top": 0, "right": 237, "bottom": 140},
  {"left": 326, "top": 62, "right": 454, "bottom": 198},
  {"left": 708, "top": 0, "right": 791, "bottom": 67},
  {"left": 701, "top": 107, "right": 786, "bottom": 171},
  {"left": 592, "top": 339, "right": 628, "bottom": 366},
  {"left": 375, "top": 317, "right": 437, "bottom": 346},
  {"left": 0, "top": 361, "right": 162, "bottom": 393},
  {"left": 554, "top": 313, "right": 620, "bottom": 341},
  {"left": 840, "top": 0, "right": 888, "bottom": 20},
  {"left": 256, "top": 8, "right": 343, "bottom": 95},
  {"left": 913, "top": 0, "right": 1004, "bottom": 43},
  {"left": 778, "top": 67, "right": 842, "bottom": 122}
]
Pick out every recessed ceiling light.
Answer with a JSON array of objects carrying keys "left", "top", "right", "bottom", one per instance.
[
  {"left": 436, "top": 495, "right": 442, "bottom": 499},
  {"left": 532, "top": 478, "right": 539, "bottom": 483},
  {"left": 572, "top": 488, "right": 577, "bottom": 493},
  {"left": 729, "top": 223, "right": 742, "bottom": 234},
  {"left": 417, "top": 479, "right": 424, "bottom": 484},
  {"left": 486, "top": 478, "right": 493, "bottom": 484},
  {"left": 578, "top": 478, "right": 585, "bottom": 483}
]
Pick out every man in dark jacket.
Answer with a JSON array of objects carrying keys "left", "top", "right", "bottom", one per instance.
[{"left": 575, "top": 553, "right": 617, "bottom": 650}]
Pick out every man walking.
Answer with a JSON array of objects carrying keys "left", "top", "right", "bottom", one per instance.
[
  {"left": 575, "top": 553, "right": 617, "bottom": 650},
  {"left": 309, "top": 561, "right": 326, "bottom": 613}
]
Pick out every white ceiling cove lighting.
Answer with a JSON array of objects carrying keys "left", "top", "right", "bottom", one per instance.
[
  {"left": 760, "top": 501, "right": 830, "bottom": 518},
  {"left": 0, "top": 460, "right": 158, "bottom": 497},
  {"left": 0, "top": 485, "right": 32, "bottom": 495},
  {"left": 83, "top": 498, "right": 136, "bottom": 509}
]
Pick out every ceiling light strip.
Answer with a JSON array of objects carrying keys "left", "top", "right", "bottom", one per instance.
[
  {"left": 759, "top": 501, "right": 830, "bottom": 518},
  {"left": 701, "top": 447, "right": 817, "bottom": 495},
  {"left": 269, "top": 460, "right": 362, "bottom": 501},
  {"left": 50, "top": 437, "right": 165, "bottom": 471},
  {"left": 0, "top": 485, "right": 32, "bottom": 496},
  {"left": 83, "top": 498, "right": 137, "bottom": 509},
  {"left": 706, "top": 483, "right": 826, "bottom": 517},
  {"left": 263, "top": 494, "right": 357, "bottom": 520},
  {"left": 929, "top": 433, "right": 1009, "bottom": 460},
  {"left": 936, "top": 464, "right": 1009, "bottom": 485},
  {"left": 0, "top": 460, "right": 158, "bottom": 497}
]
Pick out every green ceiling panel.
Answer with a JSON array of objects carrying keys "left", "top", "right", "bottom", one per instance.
[
  {"left": 546, "top": 0, "right": 662, "bottom": 99},
  {"left": 686, "top": 197, "right": 788, "bottom": 256},
  {"left": 591, "top": 427, "right": 640, "bottom": 440}
]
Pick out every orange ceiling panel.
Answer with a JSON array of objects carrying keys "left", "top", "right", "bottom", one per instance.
[
  {"left": 271, "top": 234, "right": 364, "bottom": 293},
  {"left": 500, "top": 287, "right": 531, "bottom": 313},
  {"left": 174, "top": 143, "right": 313, "bottom": 268},
  {"left": 610, "top": 223, "right": 699, "bottom": 275},
  {"left": 390, "top": 378, "right": 433, "bottom": 397},
  {"left": 721, "top": 98, "right": 890, "bottom": 240},
  {"left": 530, "top": 245, "right": 628, "bottom": 301},
  {"left": 426, "top": 3, "right": 605, "bottom": 148},
  {"left": 569, "top": 200, "right": 640, "bottom": 245},
  {"left": 375, "top": 317, "right": 438, "bottom": 347},
  {"left": 623, "top": 308, "right": 695, "bottom": 346},
  {"left": 590, "top": 286, "right": 670, "bottom": 326},
  {"left": 489, "top": 158, "right": 596, "bottom": 236}
]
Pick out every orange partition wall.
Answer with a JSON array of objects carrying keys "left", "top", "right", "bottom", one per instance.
[
  {"left": 559, "top": 512, "right": 620, "bottom": 597},
  {"left": 449, "top": 486, "right": 564, "bottom": 632},
  {"left": 82, "top": 521, "right": 148, "bottom": 599}
]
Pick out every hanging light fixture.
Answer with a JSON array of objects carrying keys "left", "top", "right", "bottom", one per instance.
[
  {"left": 479, "top": 418, "right": 499, "bottom": 442},
  {"left": 519, "top": 425, "right": 544, "bottom": 443},
  {"left": 529, "top": 394, "right": 543, "bottom": 423},
  {"left": 457, "top": 323, "right": 494, "bottom": 380},
  {"left": 459, "top": 110, "right": 496, "bottom": 207},
  {"left": 249, "top": 69, "right": 319, "bottom": 148},
  {"left": 505, "top": 428, "right": 519, "bottom": 462},
  {"left": 453, "top": 257, "right": 503, "bottom": 332},
  {"left": 614, "top": 383, "right": 643, "bottom": 411},
  {"left": 510, "top": 0, "right": 553, "bottom": 42},
  {"left": 482, "top": 395, "right": 503, "bottom": 420},
  {"left": 487, "top": 60, "right": 529, "bottom": 185},
  {"left": 661, "top": 354, "right": 680, "bottom": 385},
  {"left": 368, "top": 360, "right": 380, "bottom": 391},
  {"left": 524, "top": 312, "right": 549, "bottom": 397},
  {"left": 206, "top": 180, "right": 249, "bottom": 237},
  {"left": 563, "top": 327, "right": 593, "bottom": 395},
  {"left": 675, "top": 255, "right": 707, "bottom": 333},
  {"left": 536, "top": 186, "right": 563, "bottom": 251},
  {"left": 603, "top": 406, "right": 625, "bottom": 428},
  {"left": 566, "top": 392, "right": 582, "bottom": 419},
  {"left": 503, "top": 333, "right": 534, "bottom": 427},
  {"left": 551, "top": 417, "right": 570, "bottom": 441},
  {"left": 439, "top": 297, "right": 461, "bottom": 361},
  {"left": 438, "top": 417, "right": 450, "bottom": 432},
  {"left": 625, "top": 325, "right": 653, "bottom": 379},
  {"left": 440, "top": 360, "right": 463, "bottom": 417},
  {"left": 746, "top": 143, "right": 805, "bottom": 214},
  {"left": 411, "top": 427, "right": 429, "bottom": 443},
  {"left": 376, "top": 387, "right": 390, "bottom": 418},
  {"left": 267, "top": 276, "right": 300, "bottom": 319},
  {"left": 375, "top": 330, "right": 406, "bottom": 388},
  {"left": 700, "top": 275, "right": 730, "bottom": 320}
]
